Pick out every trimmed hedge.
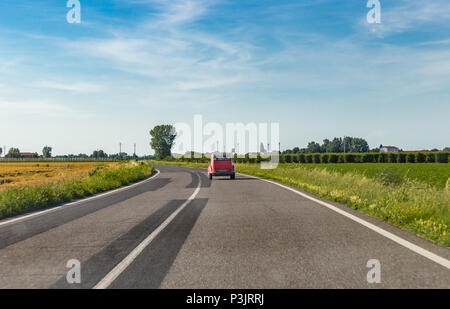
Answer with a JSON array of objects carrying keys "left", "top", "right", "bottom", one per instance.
[
  {"left": 436, "top": 152, "right": 449, "bottom": 163},
  {"left": 299, "top": 154, "right": 306, "bottom": 163},
  {"left": 398, "top": 153, "right": 406, "bottom": 163},
  {"left": 406, "top": 153, "right": 416, "bottom": 163},
  {"left": 362, "top": 153, "right": 374, "bottom": 163},
  {"left": 388, "top": 153, "right": 398, "bottom": 163},
  {"left": 179, "top": 152, "right": 449, "bottom": 165},
  {"left": 329, "top": 154, "right": 339, "bottom": 163},
  {"left": 344, "top": 154, "right": 355, "bottom": 163},
  {"left": 426, "top": 153, "right": 435, "bottom": 163},
  {"left": 416, "top": 152, "right": 426, "bottom": 163},
  {"left": 378, "top": 153, "right": 388, "bottom": 163},
  {"left": 313, "top": 154, "right": 321, "bottom": 163}
]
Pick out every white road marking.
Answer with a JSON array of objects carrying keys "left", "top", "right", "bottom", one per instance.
[
  {"left": 0, "top": 169, "right": 161, "bottom": 227},
  {"left": 239, "top": 173, "right": 450, "bottom": 270},
  {"left": 93, "top": 173, "right": 202, "bottom": 289}
]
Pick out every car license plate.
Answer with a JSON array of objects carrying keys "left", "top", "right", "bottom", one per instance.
[{"left": 219, "top": 169, "right": 227, "bottom": 172}]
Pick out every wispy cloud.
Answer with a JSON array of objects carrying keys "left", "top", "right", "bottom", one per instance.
[
  {"left": 137, "top": 0, "right": 213, "bottom": 27},
  {"left": 0, "top": 99, "right": 90, "bottom": 118},
  {"left": 34, "top": 81, "right": 103, "bottom": 93},
  {"left": 418, "top": 38, "right": 450, "bottom": 46}
]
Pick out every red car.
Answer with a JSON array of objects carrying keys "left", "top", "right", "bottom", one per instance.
[{"left": 208, "top": 153, "right": 235, "bottom": 180}]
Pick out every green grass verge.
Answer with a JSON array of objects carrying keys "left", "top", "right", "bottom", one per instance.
[
  {"left": 154, "top": 160, "right": 449, "bottom": 246},
  {"left": 0, "top": 161, "right": 155, "bottom": 220}
]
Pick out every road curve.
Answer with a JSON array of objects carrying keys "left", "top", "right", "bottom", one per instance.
[{"left": 0, "top": 164, "right": 448, "bottom": 288}]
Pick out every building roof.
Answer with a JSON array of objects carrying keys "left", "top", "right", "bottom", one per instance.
[{"left": 381, "top": 146, "right": 398, "bottom": 149}]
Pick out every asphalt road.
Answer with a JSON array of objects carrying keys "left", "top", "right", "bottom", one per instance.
[{"left": 0, "top": 164, "right": 448, "bottom": 288}]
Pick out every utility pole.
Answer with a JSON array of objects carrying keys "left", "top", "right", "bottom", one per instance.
[
  {"left": 278, "top": 142, "right": 281, "bottom": 154},
  {"left": 267, "top": 143, "right": 270, "bottom": 153},
  {"left": 216, "top": 141, "right": 219, "bottom": 152},
  {"left": 134, "top": 143, "right": 136, "bottom": 157},
  {"left": 119, "top": 142, "right": 122, "bottom": 159}
]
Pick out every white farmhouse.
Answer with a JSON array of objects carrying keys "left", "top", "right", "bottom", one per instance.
[{"left": 380, "top": 146, "right": 399, "bottom": 153}]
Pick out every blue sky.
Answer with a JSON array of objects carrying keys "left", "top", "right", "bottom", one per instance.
[{"left": 0, "top": 0, "right": 449, "bottom": 155}]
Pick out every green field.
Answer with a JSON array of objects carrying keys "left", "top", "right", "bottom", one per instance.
[{"left": 282, "top": 163, "right": 450, "bottom": 189}]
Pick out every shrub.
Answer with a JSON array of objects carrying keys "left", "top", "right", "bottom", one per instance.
[
  {"left": 329, "top": 154, "right": 339, "bottom": 163},
  {"left": 372, "top": 153, "right": 380, "bottom": 162},
  {"left": 378, "top": 153, "right": 388, "bottom": 163},
  {"left": 406, "top": 153, "right": 416, "bottom": 163},
  {"left": 292, "top": 155, "right": 299, "bottom": 163},
  {"left": 388, "top": 153, "right": 398, "bottom": 163},
  {"left": 398, "top": 153, "right": 406, "bottom": 163},
  {"left": 362, "top": 153, "right": 374, "bottom": 163},
  {"left": 436, "top": 152, "right": 449, "bottom": 163},
  {"left": 415, "top": 152, "right": 426, "bottom": 163},
  {"left": 257, "top": 153, "right": 262, "bottom": 163},
  {"left": 344, "top": 154, "right": 355, "bottom": 163},
  {"left": 426, "top": 153, "right": 435, "bottom": 163},
  {"left": 338, "top": 154, "right": 345, "bottom": 163},
  {"left": 284, "top": 154, "right": 292, "bottom": 163},
  {"left": 305, "top": 154, "right": 313, "bottom": 163},
  {"left": 321, "top": 154, "right": 329, "bottom": 163},
  {"left": 298, "top": 154, "right": 306, "bottom": 163},
  {"left": 313, "top": 154, "right": 321, "bottom": 163}
]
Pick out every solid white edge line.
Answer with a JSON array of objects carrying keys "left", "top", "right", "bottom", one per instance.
[
  {"left": 238, "top": 172, "right": 450, "bottom": 270},
  {"left": 93, "top": 173, "right": 202, "bottom": 289},
  {"left": 0, "top": 169, "right": 161, "bottom": 227}
]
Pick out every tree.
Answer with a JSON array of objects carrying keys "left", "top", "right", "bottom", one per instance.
[
  {"left": 350, "top": 137, "right": 369, "bottom": 153},
  {"left": 306, "top": 141, "right": 321, "bottom": 153},
  {"left": 327, "top": 138, "right": 342, "bottom": 153},
  {"left": 0, "top": 147, "right": 2, "bottom": 157},
  {"left": 150, "top": 125, "right": 177, "bottom": 160},
  {"left": 292, "top": 147, "right": 300, "bottom": 154},
  {"left": 5, "top": 148, "right": 20, "bottom": 158},
  {"left": 42, "top": 146, "right": 52, "bottom": 158},
  {"left": 98, "top": 150, "right": 107, "bottom": 158},
  {"left": 321, "top": 139, "right": 330, "bottom": 153},
  {"left": 91, "top": 150, "right": 108, "bottom": 159}
]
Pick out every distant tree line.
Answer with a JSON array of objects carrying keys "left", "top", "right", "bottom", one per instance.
[
  {"left": 1, "top": 146, "right": 137, "bottom": 160},
  {"left": 283, "top": 137, "right": 370, "bottom": 154}
]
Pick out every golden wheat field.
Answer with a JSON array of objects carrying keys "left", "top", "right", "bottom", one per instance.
[{"left": 0, "top": 162, "right": 119, "bottom": 191}]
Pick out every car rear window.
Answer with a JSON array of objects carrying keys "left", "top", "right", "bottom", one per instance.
[{"left": 214, "top": 158, "right": 231, "bottom": 161}]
